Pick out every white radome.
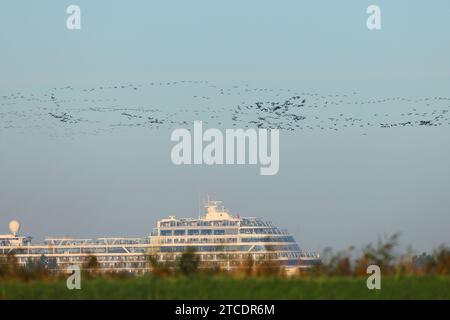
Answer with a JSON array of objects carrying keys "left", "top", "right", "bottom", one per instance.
[{"left": 9, "top": 220, "right": 20, "bottom": 235}]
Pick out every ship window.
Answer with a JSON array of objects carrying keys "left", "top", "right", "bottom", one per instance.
[
  {"left": 174, "top": 230, "right": 185, "bottom": 236},
  {"left": 213, "top": 229, "right": 225, "bottom": 235},
  {"left": 160, "top": 230, "right": 172, "bottom": 236},
  {"left": 200, "top": 229, "right": 212, "bottom": 235},
  {"left": 188, "top": 229, "right": 199, "bottom": 235}
]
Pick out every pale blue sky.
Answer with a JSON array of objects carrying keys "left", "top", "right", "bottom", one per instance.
[{"left": 0, "top": 1, "right": 449, "bottom": 253}]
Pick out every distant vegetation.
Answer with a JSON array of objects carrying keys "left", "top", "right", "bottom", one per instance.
[{"left": 311, "top": 233, "right": 450, "bottom": 277}]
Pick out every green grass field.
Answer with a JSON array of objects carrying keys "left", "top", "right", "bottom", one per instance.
[{"left": 1, "top": 275, "right": 450, "bottom": 299}]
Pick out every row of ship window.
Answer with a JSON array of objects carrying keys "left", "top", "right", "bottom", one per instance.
[
  {"left": 44, "top": 239, "right": 150, "bottom": 246},
  {"left": 16, "top": 252, "right": 303, "bottom": 266},
  {"left": 159, "top": 221, "right": 240, "bottom": 228},
  {"left": 159, "top": 228, "right": 284, "bottom": 236},
  {"left": 160, "top": 237, "right": 238, "bottom": 244},
  {"left": 161, "top": 229, "right": 231, "bottom": 236},
  {"left": 6, "top": 248, "right": 149, "bottom": 255},
  {"left": 4, "top": 244, "right": 301, "bottom": 256},
  {"left": 159, "top": 236, "right": 295, "bottom": 244},
  {"left": 159, "top": 219, "right": 273, "bottom": 228},
  {"left": 158, "top": 244, "right": 300, "bottom": 252}
]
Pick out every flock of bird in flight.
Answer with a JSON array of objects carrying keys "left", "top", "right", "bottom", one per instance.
[{"left": 1, "top": 80, "right": 449, "bottom": 137}]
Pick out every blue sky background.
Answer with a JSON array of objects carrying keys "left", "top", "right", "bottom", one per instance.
[{"left": 0, "top": 0, "right": 449, "bottom": 253}]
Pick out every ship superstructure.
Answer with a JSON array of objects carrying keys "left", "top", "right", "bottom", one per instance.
[{"left": 0, "top": 200, "right": 319, "bottom": 274}]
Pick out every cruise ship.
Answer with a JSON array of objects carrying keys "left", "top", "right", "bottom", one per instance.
[{"left": 0, "top": 200, "right": 319, "bottom": 274}]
